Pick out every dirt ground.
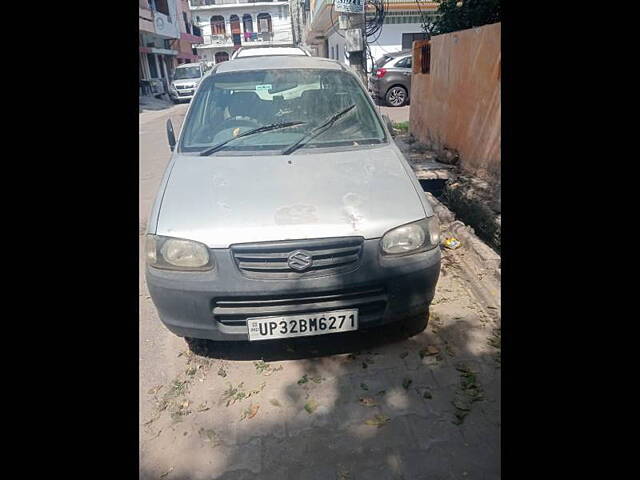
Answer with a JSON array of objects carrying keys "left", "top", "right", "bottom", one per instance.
[{"left": 139, "top": 105, "right": 500, "bottom": 480}]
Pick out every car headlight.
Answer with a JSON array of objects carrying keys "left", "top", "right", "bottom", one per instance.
[
  {"left": 145, "top": 235, "right": 214, "bottom": 271},
  {"left": 380, "top": 217, "right": 440, "bottom": 255}
]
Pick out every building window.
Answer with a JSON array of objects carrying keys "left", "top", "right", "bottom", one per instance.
[
  {"left": 147, "top": 54, "right": 158, "bottom": 78},
  {"left": 183, "top": 12, "right": 191, "bottom": 34},
  {"left": 230, "top": 15, "right": 241, "bottom": 34},
  {"left": 211, "top": 16, "right": 226, "bottom": 35},
  {"left": 331, "top": 46, "right": 335, "bottom": 59},
  {"left": 257, "top": 13, "right": 272, "bottom": 41},
  {"left": 215, "top": 51, "right": 229, "bottom": 63},
  {"left": 420, "top": 43, "right": 431, "bottom": 74},
  {"left": 336, "top": 44, "right": 340, "bottom": 61},
  {"left": 257, "top": 13, "right": 272, "bottom": 33},
  {"left": 402, "top": 32, "right": 428, "bottom": 50},
  {"left": 243, "top": 14, "right": 253, "bottom": 35}
]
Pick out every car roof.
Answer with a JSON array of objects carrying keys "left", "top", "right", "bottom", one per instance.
[
  {"left": 234, "top": 46, "right": 309, "bottom": 58},
  {"left": 214, "top": 55, "right": 344, "bottom": 73},
  {"left": 382, "top": 49, "right": 412, "bottom": 58},
  {"left": 175, "top": 62, "right": 202, "bottom": 68}
]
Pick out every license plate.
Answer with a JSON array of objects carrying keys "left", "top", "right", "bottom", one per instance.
[{"left": 247, "top": 309, "right": 358, "bottom": 341}]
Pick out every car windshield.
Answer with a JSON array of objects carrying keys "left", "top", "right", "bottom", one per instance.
[
  {"left": 180, "top": 69, "right": 386, "bottom": 153},
  {"left": 375, "top": 55, "right": 394, "bottom": 68},
  {"left": 173, "top": 66, "right": 201, "bottom": 80}
]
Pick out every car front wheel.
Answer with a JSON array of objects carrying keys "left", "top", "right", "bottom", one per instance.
[{"left": 385, "top": 86, "right": 408, "bottom": 107}]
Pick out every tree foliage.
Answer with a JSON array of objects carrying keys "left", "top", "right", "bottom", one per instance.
[{"left": 433, "top": 0, "right": 502, "bottom": 35}]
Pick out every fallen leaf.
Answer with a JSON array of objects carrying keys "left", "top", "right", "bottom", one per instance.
[
  {"left": 269, "top": 399, "right": 282, "bottom": 407},
  {"left": 147, "top": 385, "right": 163, "bottom": 395},
  {"left": 376, "top": 390, "right": 386, "bottom": 396},
  {"left": 160, "top": 467, "right": 174, "bottom": 478},
  {"left": 297, "top": 374, "right": 309, "bottom": 385},
  {"left": 453, "top": 398, "right": 471, "bottom": 411},
  {"left": 359, "top": 397, "right": 377, "bottom": 407},
  {"left": 360, "top": 382, "right": 369, "bottom": 391},
  {"left": 247, "top": 404, "right": 259, "bottom": 419},
  {"left": 419, "top": 345, "right": 440, "bottom": 358},
  {"left": 364, "top": 414, "right": 390, "bottom": 427},
  {"left": 217, "top": 367, "right": 227, "bottom": 378},
  {"left": 399, "top": 352, "right": 409, "bottom": 359},
  {"left": 304, "top": 399, "right": 318, "bottom": 414},
  {"left": 402, "top": 378, "right": 412, "bottom": 390},
  {"left": 423, "top": 390, "right": 433, "bottom": 399},
  {"left": 362, "top": 362, "right": 368, "bottom": 369}
]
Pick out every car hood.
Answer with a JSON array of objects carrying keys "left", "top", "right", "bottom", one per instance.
[{"left": 155, "top": 145, "right": 428, "bottom": 248}]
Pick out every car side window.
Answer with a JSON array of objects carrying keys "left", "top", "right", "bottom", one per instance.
[{"left": 395, "top": 57, "right": 411, "bottom": 68}]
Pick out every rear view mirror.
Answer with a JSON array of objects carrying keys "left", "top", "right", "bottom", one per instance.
[{"left": 166, "top": 119, "right": 176, "bottom": 151}]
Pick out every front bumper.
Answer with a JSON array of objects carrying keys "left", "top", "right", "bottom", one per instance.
[
  {"left": 169, "top": 89, "right": 195, "bottom": 101},
  {"left": 146, "top": 239, "right": 440, "bottom": 341}
]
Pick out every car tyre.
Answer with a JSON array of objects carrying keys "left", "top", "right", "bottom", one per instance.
[
  {"left": 385, "top": 85, "right": 408, "bottom": 107},
  {"left": 403, "top": 309, "right": 430, "bottom": 337}
]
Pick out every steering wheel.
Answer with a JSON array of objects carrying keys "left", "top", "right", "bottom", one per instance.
[{"left": 219, "top": 117, "right": 260, "bottom": 130}]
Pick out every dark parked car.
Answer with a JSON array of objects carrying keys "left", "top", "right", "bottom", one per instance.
[{"left": 368, "top": 50, "right": 413, "bottom": 107}]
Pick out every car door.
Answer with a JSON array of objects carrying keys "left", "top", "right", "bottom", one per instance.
[{"left": 393, "top": 55, "right": 413, "bottom": 95}]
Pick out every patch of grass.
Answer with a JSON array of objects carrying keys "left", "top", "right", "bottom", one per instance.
[
  {"left": 198, "top": 427, "right": 222, "bottom": 448},
  {"left": 220, "top": 381, "right": 266, "bottom": 407},
  {"left": 393, "top": 121, "right": 409, "bottom": 133},
  {"left": 254, "top": 360, "right": 283, "bottom": 376},
  {"left": 452, "top": 363, "right": 484, "bottom": 425}
]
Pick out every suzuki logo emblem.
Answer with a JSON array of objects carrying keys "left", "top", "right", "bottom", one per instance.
[{"left": 287, "top": 250, "right": 313, "bottom": 272}]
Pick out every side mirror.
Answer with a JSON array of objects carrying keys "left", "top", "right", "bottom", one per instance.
[{"left": 166, "top": 119, "right": 176, "bottom": 151}]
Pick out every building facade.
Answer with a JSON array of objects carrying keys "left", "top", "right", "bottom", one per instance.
[
  {"left": 139, "top": 0, "right": 203, "bottom": 97},
  {"left": 297, "top": 0, "right": 438, "bottom": 68},
  {"left": 189, "top": 1, "right": 294, "bottom": 66}
]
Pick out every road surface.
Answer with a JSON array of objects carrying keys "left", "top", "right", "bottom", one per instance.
[{"left": 139, "top": 103, "right": 500, "bottom": 480}]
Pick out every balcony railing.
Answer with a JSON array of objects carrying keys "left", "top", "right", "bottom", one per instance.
[
  {"left": 195, "top": 31, "right": 282, "bottom": 47},
  {"left": 191, "top": 0, "right": 277, "bottom": 6},
  {"left": 197, "top": 34, "right": 234, "bottom": 46}
]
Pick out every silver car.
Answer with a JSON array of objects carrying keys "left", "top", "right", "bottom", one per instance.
[
  {"left": 145, "top": 55, "right": 440, "bottom": 343},
  {"left": 168, "top": 63, "right": 205, "bottom": 103}
]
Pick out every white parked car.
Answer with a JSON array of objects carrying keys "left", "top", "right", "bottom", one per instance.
[
  {"left": 168, "top": 63, "right": 206, "bottom": 103},
  {"left": 145, "top": 55, "right": 441, "bottom": 343}
]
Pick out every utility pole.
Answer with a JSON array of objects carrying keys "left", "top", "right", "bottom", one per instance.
[{"left": 336, "top": 0, "right": 367, "bottom": 85}]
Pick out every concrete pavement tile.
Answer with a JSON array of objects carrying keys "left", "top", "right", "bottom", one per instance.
[{"left": 404, "top": 413, "right": 465, "bottom": 452}]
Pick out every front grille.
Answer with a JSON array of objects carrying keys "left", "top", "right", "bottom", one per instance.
[
  {"left": 231, "top": 237, "right": 364, "bottom": 279},
  {"left": 178, "top": 90, "right": 192, "bottom": 96},
  {"left": 213, "top": 286, "right": 387, "bottom": 327},
  {"left": 175, "top": 84, "right": 192, "bottom": 90}
]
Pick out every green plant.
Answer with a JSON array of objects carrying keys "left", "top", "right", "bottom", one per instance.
[
  {"left": 434, "top": 0, "right": 502, "bottom": 35},
  {"left": 393, "top": 121, "right": 409, "bottom": 133}
]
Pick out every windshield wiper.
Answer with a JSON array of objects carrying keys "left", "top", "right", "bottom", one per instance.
[
  {"left": 281, "top": 104, "right": 356, "bottom": 155},
  {"left": 199, "top": 121, "right": 307, "bottom": 156}
]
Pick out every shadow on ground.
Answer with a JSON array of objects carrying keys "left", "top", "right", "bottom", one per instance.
[
  {"left": 139, "top": 95, "right": 177, "bottom": 113},
  {"left": 140, "top": 308, "right": 500, "bottom": 480}
]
